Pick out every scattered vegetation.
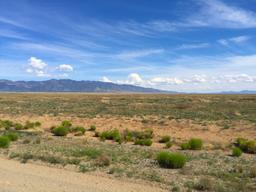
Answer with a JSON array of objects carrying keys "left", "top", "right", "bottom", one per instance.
[
  {"left": 134, "top": 138, "right": 153, "bottom": 146},
  {"left": 235, "top": 138, "right": 256, "bottom": 154},
  {"left": 4, "top": 132, "right": 18, "bottom": 141},
  {"left": 89, "top": 125, "right": 96, "bottom": 131},
  {"left": 158, "top": 135, "right": 170, "bottom": 143},
  {"left": 181, "top": 138, "right": 203, "bottom": 150},
  {"left": 0, "top": 94, "right": 256, "bottom": 191},
  {"left": 0, "top": 136, "right": 10, "bottom": 148},
  {"left": 232, "top": 147, "right": 242, "bottom": 157},
  {"left": 165, "top": 141, "right": 172, "bottom": 148},
  {"left": 70, "top": 126, "right": 86, "bottom": 135},
  {"left": 51, "top": 126, "right": 69, "bottom": 136},
  {"left": 100, "top": 129, "right": 121, "bottom": 143},
  {"left": 157, "top": 152, "right": 186, "bottom": 169}
]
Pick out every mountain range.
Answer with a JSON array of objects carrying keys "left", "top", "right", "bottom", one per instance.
[
  {"left": 0, "top": 79, "right": 255, "bottom": 94},
  {"left": 0, "top": 79, "right": 166, "bottom": 93}
]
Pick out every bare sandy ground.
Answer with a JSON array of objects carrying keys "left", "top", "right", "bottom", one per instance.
[{"left": 0, "top": 158, "right": 166, "bottom": 192}]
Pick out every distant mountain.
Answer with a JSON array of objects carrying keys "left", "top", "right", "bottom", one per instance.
[
  {"left": 218, "top": 90, "right": 256, "bottom": 94},
  {"left": 0, "top": 79, "right": 168, "bottom": 93}
]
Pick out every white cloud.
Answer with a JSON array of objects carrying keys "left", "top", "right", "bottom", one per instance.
[
  {"left": 117, "top": 49, "right": 164, "bottom": 60},
  {"left": 195, "top": 0, "right": 256, "bottom": 28},
  {"left": 26, "top": 57, "right": 74, "bottom": 78},
  {"left": 57, "top": 64, "right": 73, "bottom": 72},
  {"left": 218, "top": 35, "right": 250, "bottom": 46},
  {"left": 177, "top": 43, "right": 210, "bottom": 50},
  {"left": 229, "top": 35, "right": 250, "bottom": 43},
  {"left": 218, "top": 39, "right": 229, "bottom": 46},
  {"left": 150, "top": 77, "right": 184, "bottom": 85},
  {"left": 222, "top": 74, "right": 256, "bottom": 83},
  {"left": 28, "top": 57, "right": 47, "bottom": 70},
  {"left": 101, "top": 76, "right": 112, "bottom": 83},
  {"left": 128, "top": 73, "right": 143, "bottom": 84},
  {"left": 26, "top": 57, "right": 50, "bottom": 77}
]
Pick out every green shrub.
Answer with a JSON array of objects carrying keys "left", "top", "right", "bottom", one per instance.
[
  {"left": 0, "top": 120, "right": 13, "bottom": 130},
  {"left": 188, "top": 138, "right": 203, "bottom": 150},
  {"left": 52, "top": 126, "right": 69, "bottom": 136},
  {"left": 134, "top": 138, "right": 153, "bottom": 146},
  {"left": 235, "top": 138, "right": 256, "bottom": 154},
  {"left": 122, "top": 129, "right": 154, "bottom": 143},
  {"left": 34, "top": 121, "right": 41, "bottom": 127},
  {"left": 89, "top": 125, "right": 96, "bottom": 131},
  {"left": 14, "top": 123, "right": 23, "bottom": 130},
  {"left": 0, "top": 136, "right": 10, "bottom": 148},
  {"left": 235, "top": 138, "right": 248, "bottom": 151},
  {"left": 232, "top": 147, "right": 242, "bottom": 157},
  {"left": 61, "top": 120, "right": 72, "bottom": 128},
  {"left": 157, "top": 151, "right": 186, "bottom": 169},
  {"left": 246, "top": 140, "right": 256, "bottom": 154},
  {"left": 100, "top": 129, "right": 121, "bottom": 142},
  {"left": 159, "top": 135, "right": 171, "bottom": 143},
  {"left": 180, "top": 142, "right": 190, "bottom": 150},
  {"left": 165, "top": 141, "right": 172, "bottom": 148},
  {"left": 94, "top": 131, "right": 100, "bottom": 137},
  {"left": 4, "top": 132, "right": 18, "bottom": 141},
  {"left": 70, "top": 126, "right": 86, "bottom": 134},
  {"left": 24, "top": 121, "right": 36, "bottom": 129},
  {"left": 123, "top": 129, "right": 134, "bottom": 142}
]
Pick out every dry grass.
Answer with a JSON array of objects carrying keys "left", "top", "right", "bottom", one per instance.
[{"left": 0, "top": 93, "right": 256, "bottom": 191}]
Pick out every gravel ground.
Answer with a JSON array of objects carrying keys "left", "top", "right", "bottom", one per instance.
[{"left": 0, "top": 158, "right": 166, "bottom": 192}]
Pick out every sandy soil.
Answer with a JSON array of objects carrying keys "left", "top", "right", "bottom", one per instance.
[
  {"left": 0, "top": 157, "right": 166, "bottom": 192},
  {"left": 1, "top": 114, "right": 255, "bottom": 145}
]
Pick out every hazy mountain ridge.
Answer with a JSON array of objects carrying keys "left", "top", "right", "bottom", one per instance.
[{"left": 0, "top": 79, "right": 167, "bottom": 93}]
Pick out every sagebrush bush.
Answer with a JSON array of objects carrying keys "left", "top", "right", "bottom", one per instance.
[
  {"left": 188, "top": 138, "right": 203, "bottom": 150},
  {"left": 70, "top": 126, "right": 86, "bottom": 134},
  {"left": 235, "top": 138, "right": 248, "bottom": 151},
  {"left": 165, "top": 141, "right": 172, "bottom": 148},
  {"left": 134, "top": 138, "right": 153, "bottom": 146},
  {"left": 100, "top": 129, "right": 121, "bottom": 143},
  {"left": 0, "top": 120, "right": 13, "bottom": 130},
  {"left": 4, "top": 132, "right": 18, "bottom": 141},
  {"left": 89, "top": 125, "right": 96, "bottom": 131},
  {"left": 123, "top": 129, "right": 154, "bottom": 142},
  {"left": 246, "top": 140, "right": 256, "bottom": 154},
  {"left": 0, "top": 136, "right": 10, "bottom": 148},
  {"left": 180, "top": 142, "right": 190, "bottom": 150},
  {"left": 34, "top": 121, "right": 41, "bottom": 127},
  {"left": 24, "top": 121, "right": 35, "bottom": 129},
  {"left": 232, "top": 147, "right": 242, "bottom": 157},
  {"left": 157, "top": 151, "right": 186, "bottom": 169},
  {"left": 159, "top": 135, "right": 170, "bottom": 143},
  {"left": 61, "top": 120, "right": 72, "bottom": 128},
  {"left": 52, "top": 126, "right": 69, "bottom": 136},
  {"left": 14, "top": 123, "right": 23, "bottom": 130},
  {"left": 235, "top": 138, "right": 256, "bottom": 154}
]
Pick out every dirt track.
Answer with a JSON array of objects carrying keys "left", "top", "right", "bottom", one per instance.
[{"left": 0, "top": 158, "right": 166, "bottom": 192}]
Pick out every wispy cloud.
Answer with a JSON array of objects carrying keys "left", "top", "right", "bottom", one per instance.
[
  {"left": 218, "top": 35, "right": 250, "bottom": 46},
  {"left": 0, "top": 29, "right": 29, "bottom": 40},
  {"left": 116, "top": 49, "right": 164, "bottom": 60},
  {"left": 177, "top": 43, "right": 210, "bottom": 50},
  {"left": 192, "top": 0, "right": 256, "bottom": 28}
]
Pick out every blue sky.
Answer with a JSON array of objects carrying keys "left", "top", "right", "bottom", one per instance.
[{"left": 1, "top": 0, "right": 256, "bottom": 92}]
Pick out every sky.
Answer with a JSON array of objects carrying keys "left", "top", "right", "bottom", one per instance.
[{"left": 1, "top": 0, "right": 256, "bottom": 92}]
